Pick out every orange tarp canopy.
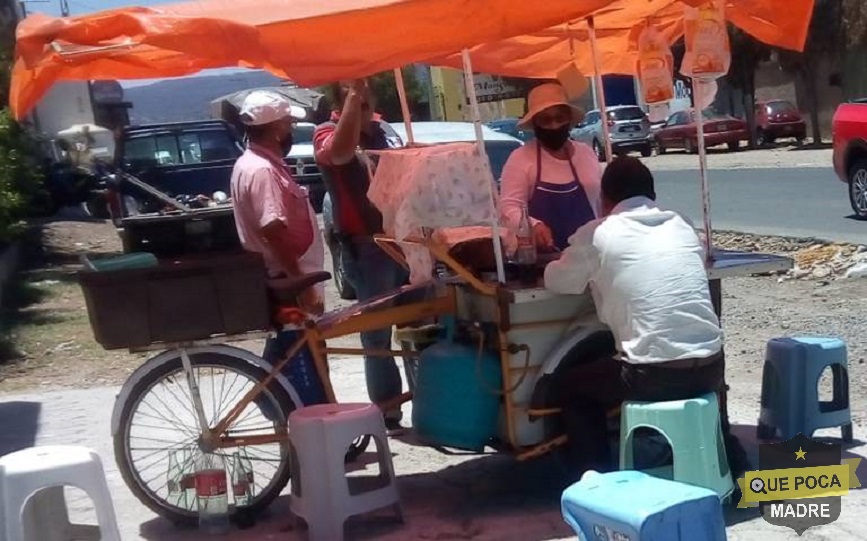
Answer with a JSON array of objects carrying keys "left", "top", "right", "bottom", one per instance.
[
  {"left": 429, "top": 0, "right": 815, "bottom": 79},
  {"left": 10, "top": 0, "right": 620, "bottom": 119}
]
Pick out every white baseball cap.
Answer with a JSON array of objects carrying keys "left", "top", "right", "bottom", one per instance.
[{"left": 239, "top": 90, "right": 306, "bottom": 126}]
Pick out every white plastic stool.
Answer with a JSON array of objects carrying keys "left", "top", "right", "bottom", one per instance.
[
  {"left": 0, "top": 445, "right": 121, "bottom": 541},
  {"left": 289, "top": 403, "right": 402, "bottom": 541}
]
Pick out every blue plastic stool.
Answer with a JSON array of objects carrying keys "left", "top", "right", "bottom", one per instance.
[
  {"left": 620, "top": 392, "right": 734, "bottom": 501},
  {"left": 758, "top": 336, "right": 852, "bottom": 442},
  {"left": 561, "top": 471, "right": 726, "bottom": 541}
]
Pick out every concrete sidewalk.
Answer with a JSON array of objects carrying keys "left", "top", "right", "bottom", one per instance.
[{"left": 1, "top": 359, "right": 866, "bottom": 541}]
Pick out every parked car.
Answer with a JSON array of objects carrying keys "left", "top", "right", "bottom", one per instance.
[
  {"left": 390, "top": 121, "right": 523, "bottom": 180},
  {"left": 105, "top": 120, "right": 245, "bottom": 255},
  {"left": 832, "top": 102, "right": 867, "bottom": 219},
  {"left": 285, "top": 122, "right": 326, "bottom": 212},
  {"left": 570, "top": 105, "right": 653, "bottom": 161},
  {"left": 322, "top": 121, "right": 524, "bottom": 299},
  {"left": 653, "top": 109, "right": 749, "bottom": 154},
  {"left": 755, "top": 100, "right": 807, "bottom": 146},
  {"left": 486, "top": 118, "right": 535, "bottom": 142}
]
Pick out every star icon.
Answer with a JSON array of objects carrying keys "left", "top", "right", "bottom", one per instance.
[{"left": 795, "top": 447, "right": 807, "bottom": 460}]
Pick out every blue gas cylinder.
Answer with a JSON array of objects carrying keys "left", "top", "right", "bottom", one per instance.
[{"left": 412, "top": 337, "right": 503, "bottom": 451}]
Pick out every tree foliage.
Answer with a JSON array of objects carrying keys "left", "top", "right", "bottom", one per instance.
[
  {"left": 727, "top": 25, "right": 772, "bottom": 145},
  {"left": 367, "top": 68, "right": 425, "bottom": 121},
  {"left": 320, "top": 68, "right": 425, "bottom": 122},
  {"left": 0, "top": 11, "right": 45, "bottom": 242},
  {"left": 843, "top": 0, "right": 867, "bottom": 49},
  {"left": 778, "top": 0, "right": 843, "bottom": 144},
  {"left": 0, "top": 109, "right": 45, "bottom": 243}
]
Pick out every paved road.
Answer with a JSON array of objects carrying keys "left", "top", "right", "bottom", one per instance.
[
  {"left": 2, "top": 366, "right": 866, "bottom": 541},
  {"left": 651, "top": 165, "right": 867, "bottom": 245}
]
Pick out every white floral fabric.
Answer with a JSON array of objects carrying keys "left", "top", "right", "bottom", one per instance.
[{"left": 367, "top": 142, "right": 499, "bottom": 283}]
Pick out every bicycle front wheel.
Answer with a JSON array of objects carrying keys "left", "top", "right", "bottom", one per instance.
[{"left": 113, "top": 351, "right": 295, "bottom": 525}]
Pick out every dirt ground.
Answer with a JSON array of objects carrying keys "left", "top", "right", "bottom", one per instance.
[
  {"left": 1, "top": 202, "right": 866, "bottom": 414},
  {"left": 641, "top": 145, "right": 831, "bottom": 171}
]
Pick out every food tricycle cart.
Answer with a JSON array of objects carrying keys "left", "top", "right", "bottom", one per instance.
[{"left": 79, "top": 210, "right": 791, "bottom": 525}]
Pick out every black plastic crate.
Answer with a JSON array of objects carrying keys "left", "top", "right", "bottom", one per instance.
[{"left": 79, "top": 252, "right": 269, "bottom": 350}]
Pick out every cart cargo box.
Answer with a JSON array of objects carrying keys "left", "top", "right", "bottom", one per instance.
[{"left": 79, "top": 252, "right": 269, "bottom": 349}]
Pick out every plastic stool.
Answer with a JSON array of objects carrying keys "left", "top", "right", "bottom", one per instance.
[
  {"left": 562, "top": 470, "right": 726, "bottom": 541},
  {"left": 620, "top": 392, "right": 734, "bottom": 501},
  {"left": 289, "top": 403, "right": 402, "bottom": 541},
  {"left": 0, "top": 445, "right": 121, "bottom": 541},
  {"left": 758, "top": 336, "right": 852, "bottom": 442}
]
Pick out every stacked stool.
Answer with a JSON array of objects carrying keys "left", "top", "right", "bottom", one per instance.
[
  {"left": 620, "top": 392, "right": 734, "bottom": 501},
  {"left": 758, "top": 336, "right": 852, "bottom": 441},
  {"left": 289, "top": 403, "right": 402, "bottom": 541},
  {"left": 562, "top": 470, "right": 726, "bottom": 541},
  {"left": 0, "top": 445, "right": 121, "bottom": 541}
]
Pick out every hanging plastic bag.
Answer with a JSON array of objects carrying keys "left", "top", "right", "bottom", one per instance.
[
  {"left": 681, "top": 0, "right": 731, "bottom": 80},
  {"left": 636, "top": 24, "right": 674, "bottom": 105}
]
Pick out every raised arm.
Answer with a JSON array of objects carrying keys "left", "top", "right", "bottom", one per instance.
[{"left": 320, "top": 80, "right": 368, "bottom": 166}]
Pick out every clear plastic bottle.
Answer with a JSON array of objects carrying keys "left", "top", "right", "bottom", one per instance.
[
  {"left": 515, "top": 205, "right": 538, "bottom": 265},
  {"left": 166, "top": 448, "right": 190, "bottom": 508},
  {"left": 513, "top": 205, "right": 538, "bottom": 284},
  {"left": 231, "top": 451, "right": 256, "bottom": 529},
  {"left": 195, "top": 452, "right": 230, "bottom": 535}
]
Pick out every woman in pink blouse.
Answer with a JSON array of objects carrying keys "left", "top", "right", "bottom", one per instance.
[{"left": 499, "top": 83, "right": 602, "bottom": 251}]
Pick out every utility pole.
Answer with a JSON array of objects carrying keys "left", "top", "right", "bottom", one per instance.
[{"left": 59, "top": 0, "right": 68, "bottom": 16}]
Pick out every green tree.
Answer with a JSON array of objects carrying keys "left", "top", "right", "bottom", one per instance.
[
  {"left": 320, "top": 68, "right": 425, "bottom": 122},
  {"left": 0, "top": 109, "right": 45, "bottom": 243},
  {"left": 843, "top": 0, "right": 867, "bottom": 48},
  {"left": 0, "top": 10, "right": 46, "bottom": 241},
  {"left": 367, "top": 68, "right": 425, "bottom": 121},
  {"left": 778, "top": 0, "right": 843, "bottom": 145},
  {"left": 727, "top": 25, "right": 771, "bottom": 146}
]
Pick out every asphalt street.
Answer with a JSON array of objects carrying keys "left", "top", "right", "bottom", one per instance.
[{"left": 651, "top": 165, "right": 867, "bottom": 245}]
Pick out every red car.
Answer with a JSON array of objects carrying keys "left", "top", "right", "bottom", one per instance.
[
  {"left": 755, "top": 100, "right": 807, "bottom": 146},
  {"left": 832, "top": 101, "right": 867, "bottom": 219},
  {"left": 654, "top": 109, "right": 749, "bottom": 154}
]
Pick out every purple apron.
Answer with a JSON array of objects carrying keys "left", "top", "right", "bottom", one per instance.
[{"left": 528, "top": 143, "right": 596, "bottom": 251}]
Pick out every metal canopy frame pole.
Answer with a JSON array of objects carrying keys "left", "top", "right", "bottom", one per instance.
[
  {"left": 587, "top": 16, "right": 613, "bottom": 163},
  {"left": 393, "top": 67, "right": 415, "bottom": 144},
  {"left": 692, "top": 79, "right": 714, "bottom": 259},
  {"left": 461, "top": 49, "right": 506, "bottom": 284}
]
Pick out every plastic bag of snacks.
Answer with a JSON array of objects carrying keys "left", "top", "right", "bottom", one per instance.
[
  {"left": 681, "top": 0, "right": 730, "bottom": 80},
  {"left": 636, "top": 24, "right": 674, "bottom": 104}
]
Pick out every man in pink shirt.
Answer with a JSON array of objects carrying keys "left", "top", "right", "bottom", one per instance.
[
  {"left": 231, "top": 90, "right": 325, "bottom": 313},
  {"left": 231, "top": 90, "right": 327, "bottom": 408}
]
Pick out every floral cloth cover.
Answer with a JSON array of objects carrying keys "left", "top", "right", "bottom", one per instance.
[{"left": 367, "top": 142, "right": 500, "bottom": 283}]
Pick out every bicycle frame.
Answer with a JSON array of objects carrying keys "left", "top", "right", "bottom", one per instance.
[
  {"left": 206, "top": 275, "right": 458, "bottom": 449},
  {"left": 183, "top": 234, "right": 570, "bottom": 459}
]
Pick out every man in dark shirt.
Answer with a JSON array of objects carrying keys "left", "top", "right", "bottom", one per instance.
[{"left": 313, "top": 79, "right": 409, "bottom": 433}]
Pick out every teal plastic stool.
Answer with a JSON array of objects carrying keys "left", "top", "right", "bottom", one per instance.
[
  {"left": 758, "top": 336, "right": 852, "bottom": 442},
  {"left": 620, "top": 392, "right": 734, "bottom": 501}
]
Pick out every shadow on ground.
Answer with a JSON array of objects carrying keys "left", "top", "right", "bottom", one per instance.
[
  {"left": 138, "top": 452, "right": 576, "bottom": 541},
  {"left": 0, "top": 209, "right": 119, "bottom": 363},
  {"left": 136, "top": 426, "right": 790, "bottom": 540},
  {"left": 0, "top": 401, "right": 41, "bottom": 457}
]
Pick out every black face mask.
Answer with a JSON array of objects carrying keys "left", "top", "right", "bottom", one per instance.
[
  {"left": 280, "top": 131, "right": 294, "bottom": 155},
  {"left": 534, "top": 124, "right": 571, "bottom": 151}
]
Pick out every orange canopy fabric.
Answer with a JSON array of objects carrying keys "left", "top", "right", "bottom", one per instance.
[
  {"left": 11, "top": 0, "right": 620, "bottom": 119},
  {"left": 429, "top": 0, "right": 815, "bottom": 80}
]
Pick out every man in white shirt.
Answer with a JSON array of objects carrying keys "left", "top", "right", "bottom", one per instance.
[{"left": 545, "top": 156, "right": 726, "bottom": 473}]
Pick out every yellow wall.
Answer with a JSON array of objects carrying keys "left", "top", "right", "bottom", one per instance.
[{"left": 430, "top": 67, "right": 527, "bottom": 122}]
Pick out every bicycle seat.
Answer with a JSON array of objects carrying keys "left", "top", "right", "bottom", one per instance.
[{"left": 268, "top": 271, "right": 332, "bottom": 301}]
